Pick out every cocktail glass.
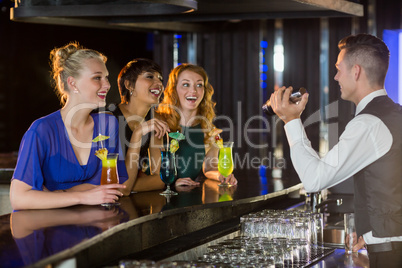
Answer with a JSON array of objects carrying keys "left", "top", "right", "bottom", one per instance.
[
  {"left": 100, "top": 153, "right": 120, "bottom": 206},
  {"left": 218, "top": 142, "right": 234, "bottom": 187},
  {"left": 159, "top": 144, "right": 178, "bottom": 196}
]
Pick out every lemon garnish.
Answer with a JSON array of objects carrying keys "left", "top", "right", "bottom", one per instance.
[
  {"left": 170, "top": 139, "right": 179, "bottom": 153},
  {"left": 93, "top": 134, "right": 110, "bottom": 160},
  {"left": 167, "top": 131, "right": 185, "bottom": 153},
  {"left": 216, "top": 138, "right": 223, "bottom": 149}
]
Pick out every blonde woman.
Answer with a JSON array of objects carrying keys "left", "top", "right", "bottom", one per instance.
[{"left": 10, "top": 42, "right": 132, "bottom": 210}]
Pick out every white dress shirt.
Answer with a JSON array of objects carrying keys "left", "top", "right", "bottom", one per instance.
[{"left": 284, "top": 89, "right": 402, "bottom": 244}]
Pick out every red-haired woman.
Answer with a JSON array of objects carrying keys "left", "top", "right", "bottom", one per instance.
[{"left": 155, "top": 64, "right": 237, "bottom": 187}]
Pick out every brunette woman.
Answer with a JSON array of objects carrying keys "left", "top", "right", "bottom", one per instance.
[{"left": 110, "top": 59, "right": 169, "bottom": 192}]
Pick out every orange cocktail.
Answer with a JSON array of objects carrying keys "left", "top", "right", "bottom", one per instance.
[
  {"left": 100, "top": 153, "right": 119, "bottom": 185},
  {"left": 100, "top": 153, "right": 120, "bottom": 206}
]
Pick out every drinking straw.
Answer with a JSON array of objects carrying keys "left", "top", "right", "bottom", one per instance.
[{"left": 166, "top": 131, "right": 170, "bottom": 149}]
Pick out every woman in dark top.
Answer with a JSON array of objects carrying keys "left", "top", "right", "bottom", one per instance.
[
  {"left": 110, "top": 59, "right": 170, "bottom": 192},
  {"left": 155, "top": 64, "right": 237, "bottom": 187}
]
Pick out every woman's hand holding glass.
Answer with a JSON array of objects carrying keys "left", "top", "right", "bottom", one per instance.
[
  {"left": 78, "top": 184, "right": 126, "bottom": 206},
  {"left": 46, "top": 181, "right": 125, "bottom": 206},
  {"left": 218, "top": 173, "right": 237, "bottom": 186},
  {"left": 217, "top": 141, "right": 236, "bottom": 187}
]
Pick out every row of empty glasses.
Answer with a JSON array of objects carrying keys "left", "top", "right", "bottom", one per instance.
[
  {"left": 197, "top": 236, "right": 315, "bottom": 267},
  {"left": 117, "top": 209, "right": 326, "bottom": 268},
  {"left": 118, "top": 237, "right": 322, "bottom": 268},
  {"left": 240, "top": 209, "right": 324, "bottom": 245}
]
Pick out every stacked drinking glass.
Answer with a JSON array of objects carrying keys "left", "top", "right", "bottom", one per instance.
[
  {"left": 196, "top": 209, "right": 324, "bottom": 267},
  {"left": 118, "top": 209, "right": 325, "bottom": 268}
]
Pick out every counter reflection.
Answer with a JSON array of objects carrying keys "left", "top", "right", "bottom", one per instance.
[
  {"left": 1, "top": 166, "right": 296, "bottom": 267},
  {"left": 9, "top": 206, "right": 129, "bottom": 267}
]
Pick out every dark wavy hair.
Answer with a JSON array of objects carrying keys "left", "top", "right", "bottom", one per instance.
[{"left": 117, "top": 58, "right": 162, "bottom": 104}]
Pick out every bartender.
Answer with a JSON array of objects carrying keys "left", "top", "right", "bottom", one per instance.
[{"left": 270, "top": 33, "right": 402, "bottom": 268}]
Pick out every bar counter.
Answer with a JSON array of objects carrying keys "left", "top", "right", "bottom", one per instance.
[{"left": 0, "top": 169, "right": 368, "bottom": 268}]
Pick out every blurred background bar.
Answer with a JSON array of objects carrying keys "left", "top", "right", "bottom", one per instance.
[
  {"left": 0, "top": 2, "right": 400, "bottom": 267},
  {"left": 1, "top": 0, "right": 400, "bottom": 199}
]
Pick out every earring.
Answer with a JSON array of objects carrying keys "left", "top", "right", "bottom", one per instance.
[
  {"left": 130, "top": 90, "right": 133, "bottom": 96},
  {"left": 72, "top": 82, "right": 78, "bottom": 94}
]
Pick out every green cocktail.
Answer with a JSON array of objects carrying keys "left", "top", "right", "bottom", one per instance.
[{"left": 218, "top": 142, "right": 234, "bottom": 186}]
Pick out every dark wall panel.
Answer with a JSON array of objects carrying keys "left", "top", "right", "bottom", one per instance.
[{"left": 0, "top": 3, "right": 151, "bottom": 153}]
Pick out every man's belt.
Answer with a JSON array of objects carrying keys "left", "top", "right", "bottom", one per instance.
[{"left": 367, "top": 241, "right": 402, "bottom": 253}]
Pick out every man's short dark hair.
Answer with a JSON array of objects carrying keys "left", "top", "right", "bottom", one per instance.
[{"left": 338, "top": 34, "right": 390, "bottom": 87}]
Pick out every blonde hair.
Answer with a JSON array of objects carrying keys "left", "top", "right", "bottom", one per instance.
[
  {"left": 156, "top": 64, "right": 217, "bottom": 144},
  {"left": 50, "top": 41, "right": 107, "bottom": 105}
]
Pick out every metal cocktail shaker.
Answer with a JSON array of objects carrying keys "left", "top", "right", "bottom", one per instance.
[{"left": 262, "top": 87, "right": 307, "bottom": 116}]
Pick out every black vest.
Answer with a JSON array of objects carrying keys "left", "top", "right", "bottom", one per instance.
[{"left": 354, "top": 95, "right": 402, "bottom": 238}]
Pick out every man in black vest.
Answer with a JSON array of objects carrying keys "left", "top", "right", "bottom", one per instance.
[{"left": 270, "top": 33, "right": 402, "bottom": 267}]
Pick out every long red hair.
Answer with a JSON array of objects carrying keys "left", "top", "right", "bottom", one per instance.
[{"left": 156, "top": 64, "right": 217, "bottom": 143}]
